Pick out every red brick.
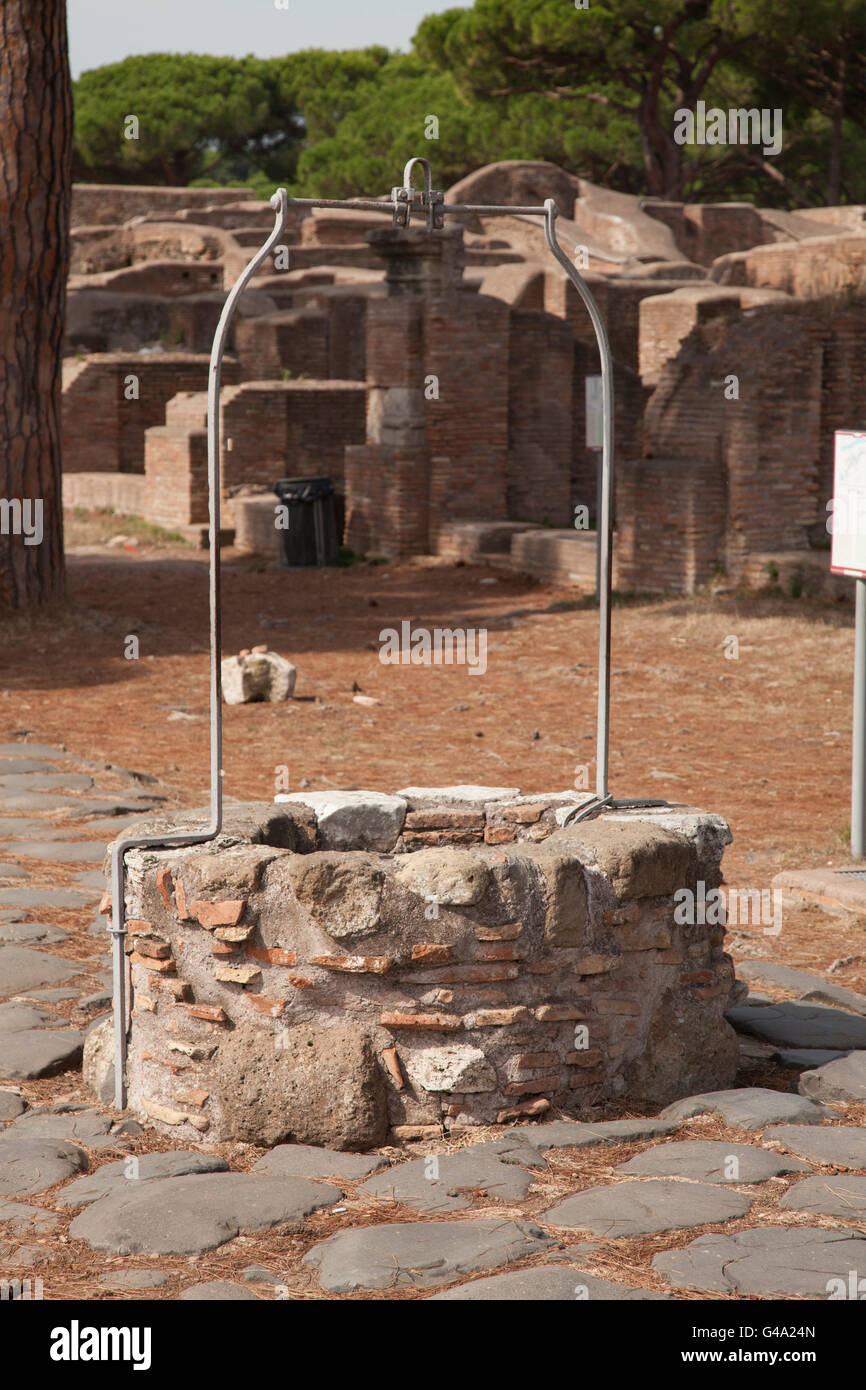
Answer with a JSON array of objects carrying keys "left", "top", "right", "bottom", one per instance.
[
  {"left": 190, "top": 898, "right": 245, "bottom": 928},
  {"left": 380, "top": 1011, "right": 462, "bottom": 1031},
  {"left": 410, "top": 943, "right": 452, "bottom": 964},
  {"left": 246, "top": 945, "right": 296, "bottom": 967}
]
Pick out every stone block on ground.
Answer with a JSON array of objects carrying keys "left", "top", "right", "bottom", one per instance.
[
  {"left": 653, "top": 1227, "right": 866, "bottom": 1296},
  {"left": 543, "top": 1179, "right": 752, "bottom": 1236},
  {"left": 798, "top": 1051, "right": 866, "bottom": 1105}
]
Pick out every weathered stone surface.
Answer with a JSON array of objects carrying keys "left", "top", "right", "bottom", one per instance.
[
  {"left": 653, "top": 1227, "right": 866, "bottom": 1296},
  {"left": 403, "top": 1045, "right": 496, "bottom": 1094},
  {"left": 798, "top": 1051, "right": 866, "bottom": 1105},
  {"left": 737, "top": 960, "right": 866, "bottom": 1016},
  {"left": 0, "top": 1090, "right": 26, "bottom": 1122},
  {"left": 213, "top": 1021, "right": 388, "bottom": 1150},
  {"left": 82, "top": 1015, "right": 114, "bottom": 1105},
  {"left": 358, "top": 1152, "right": 536, "bottom": 1212},
  {"left": 0, "top": 1134, "right": 88, "bottom": 1195},
  {"left": 623, "top": 988, "right": 739, "bottom": 1106},
  {"left": 0, "top": 1029, "right": 85, "bottom": 1080},
  {"left": 57, "top": 1150, "right": 230, "bottom": 1207},
  {"left": 222, "top": 651, "right": 296, "bottom": 704},
  {"left": 392, "top": 846, "right": 489, "bottom": 905},
  {"left": 660, "top": 1086, "right": 829, "bottom": 1129},
  {"left": 0, "top": 1002, "right": 58, "bottom": 1031},
  {"left": 185, "top": 844, "right": 278, "bottom": 895},
  {"left": 0, "top": 921, "right": 67, "bottom": 945},
  {"left": 10, "top": 841, "right": 106, "bottom": 863},
  {"left": 252, "top": 1144, "right": 387, "bottom": 1182},
  {"left": 761, "top": 1123, "right": 866, "bottom": 1170},
  {"left": 99, "top": 1269, "right": 168, "bottom": 1289},
  {"left": 615, "top": 1139, "right": 810, "bottom": 1184},
  {"left": 275, "top": 790, "right": 405, "bottom": 852},
  {"left": 511, "top": 1117, "right": 678, "bottom": 1150},
  {"left": 178, "top": 1280, "right": 261, "bottom": 1300},
  {"left": 780, "top": 1173, "right": 866, "bottom": 1217},
  {"left": 0, "top": 1196, "right": 59, "bottom": 1232},
  {"left": 0, "top": 887, "right": 96, "bottom": 909},
  {"left": 0, "top": 945, "right": 80, "bottom": 994},
  {"left": 303, "top": 1218, "right": 551, "bottom": 1292},
  {"left": 286, "top": 852, "right": 385, "bottom": 938},
  {"left": 8, "top": 1109, "right": 114, "bottom": 1150},
  {"left": 0, "top": 772, "right": 92, "bottom": 792},
  {"left": 69, "top": 1172, "right": 342, "bottom": 1254},
  {"left": 397, "top": 785, "right": 519, "bottom": 807},
  {"left": 0, "top": 863, "right": 28, "bottom": 878},
  {"left": 429, "top": 1267, "right": 668, "bottom": 1300},
  {"left": 727, "top": 1001, "right": 866, "bottom": 1050},
  {"left": 564, "top": 819, "right": 694, "bottom": 900},
  {"left": 774, "top": 1048, "right": 849, "bottom": 1069},
  {"left": 544, "top": 1179, "right": 752, "bottom": 1236},
  {"left": 516, "top": 845, "right": 588, "bottom": 946}
]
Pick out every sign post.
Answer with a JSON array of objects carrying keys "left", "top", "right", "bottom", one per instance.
[
  {"left": 586, "top": 374, "right": 603, "bottom": 602},
  {"left": 831, "top": 430, "right": 866, "bottom": 858}
]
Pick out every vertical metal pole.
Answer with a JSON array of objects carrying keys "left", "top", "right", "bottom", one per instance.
[
  {"left": 595, "top": 447, "right": 603, "bottom": 604},
  {"left": 544, "top": 200, "right": 614, "bottom": 802},
  {"left": 853, "top": 577, "right": 866, "bottom": 859}
]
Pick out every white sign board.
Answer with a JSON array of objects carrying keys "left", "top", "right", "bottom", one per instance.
[
  {"left": 832, "top": 430, "right": 866, "bottom": 577},
  {"left": 585, "top": 375, "right": 603, "bottom": 450}
]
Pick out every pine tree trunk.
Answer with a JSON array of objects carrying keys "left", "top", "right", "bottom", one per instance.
[{"left": 0, "top": 0, "right": 72, "bottom": 608}]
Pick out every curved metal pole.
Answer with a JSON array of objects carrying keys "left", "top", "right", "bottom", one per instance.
[
  {"left": 544, "top": 198, "right": 614, "bottom": 803},
  {"left": 108, "top": 190, "right": 289, "bottom": 1110}
]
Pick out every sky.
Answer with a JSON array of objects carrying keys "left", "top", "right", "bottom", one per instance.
[{"left": 67, "top": 0, "right": 473, "bottom": 78}]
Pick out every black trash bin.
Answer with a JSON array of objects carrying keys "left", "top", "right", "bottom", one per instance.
[{"left": 272, "top": 477, "right": 339, "bottom": 567}]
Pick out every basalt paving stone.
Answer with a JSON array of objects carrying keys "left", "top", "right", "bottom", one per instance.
[
  {"left": 75, "top": 872, "right": 107, "bottom": 893},
  {"left": 0, "top": 1092, "right": 26, "bottom": 1122},
  {"left": 178, "top": 1282, "right": 260, "bottom": 1301},
  {"left": 502, "top": 1117, "right": 678, "bottom": 1152},
  {"left": 798, "top": 1052, "right": 866, "bottom": 1105},
  {"left": 242, "top": 1265, "right": 283, "bottom": 1284},
  {"left": 727, "top": 1001, "right": 866, "bottom": 1051},
  {"left": 429, "top": 1266, "right": 669, "bottom": 1300},
  {"left": 57, "top": 1150, "right": 231, "bottom": 1207},
  {"left": 0, "top": 887, "right": 99, "bottom": 910},
  {"left": 9, "top": 842, "right": 106, "bottom": 864},
  {"left": 7, "top": 1109, "right": 115, "bottom": 1150},
  {"left": 543, "top": 1180, "right": 752, "bottom": 1237},
  {"left": 0, "top": 1002, "right": 61, "bottom": 1031},
  {"left": 0, "top": 774, "right": 94, "bottom": 792},
  {"left": 779, "top": 1173, "right": 866, "bottom": 1217},
  {"left": 774, "top": 1048, "right": 849, "bottom": 1069},
  {"left": 70, "top": 1173, "right": 343, "bottom": 1255},
  {"left": 0, "top": 864, "right": 28, "bottom": 879},
  {"left": 0, "top": 744, "right": 73, "bottom": 759},
  {"left": 0, "top": 819, "right": 82, "bottom": 840},
  {"left": 80, "top": 816, "right": 150, "bottom": 833},
  {"left": 0, "top": 946, "right": 83, "bottom": 995},
  {"left": 0, "top": 922, "right": 68, "bottom": 945},
  {"left": 358, "top": 1152, "right": 536, "bottom": 1213},
  {"left": 652, "top": 1226, "right": 866, "bottom": 1296},
  {"left": 0, "top": 1029, "right": 85, "bottom": 1080},
  {"left": 659, "top": 1086, "right": 830, "bottom": 1129},
  {"left": 0, "top": 1135, "right": 88, "bottom": 1195},
  {"left": 16, "top": 988, "right": 78, "bottom": 1004},
  {"left": 455, "top": 1135, "right": 547, "bottom": 1168},
  {"left": 738, "top": 960, "right": 866, "bottom": 1017},
  {"left": 0, "top": 910, "right": 24, "bottom": 922},
  {"left": 762, "top": 1123, "right": 866, "bottom": 1170},
  {"left": 252, "top": 1144, "right": 387, "bottom": 1183},
  {"left": 0, "top": 795, "right": 160, "bottom": 817},
  {"left": 0, "top": 760, "right": 60, "bottom": 775},
  {"left": 0, "top": 1197, "right": 59, "bottom": 1232},
  {"left": 99, "top": 1270, "right": 168, "bottom": 1290},
  {"left": 77, "top": 989, "right": 112, "bottom": 1014},
  {"left": 614, "top": 1140, "right": 810, "bottom": 1184},
  {"left": 303, "top": 1219, "right": 552, "bottom": 1293}
]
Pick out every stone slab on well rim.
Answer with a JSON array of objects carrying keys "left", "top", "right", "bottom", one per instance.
[
  {"left": 395, "top": 785, "right": 520, "bottom": 808},
  {"left": 273, "top": 790, "right": 406, "bottom": 850}
]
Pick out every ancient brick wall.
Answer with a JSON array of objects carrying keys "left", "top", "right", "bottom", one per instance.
[
  {"left": 507, "top": 308, "right": 573, "bottom": 526},
  {"left": 71, "top": 183, "right": 249, "bottom": 228}
]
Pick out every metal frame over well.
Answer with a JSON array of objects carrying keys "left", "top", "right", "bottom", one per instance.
[{"left": 108, "top": 157, "right": 619, "bottom": 1109}]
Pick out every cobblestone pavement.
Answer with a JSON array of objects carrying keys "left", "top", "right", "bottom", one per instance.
[{"left": 1, "top": 743, "right": 865, "bottom": 1301}]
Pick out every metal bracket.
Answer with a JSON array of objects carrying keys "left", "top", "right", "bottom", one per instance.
[{"left": 391, "top": 157, "right": 445, "bottom": 232}]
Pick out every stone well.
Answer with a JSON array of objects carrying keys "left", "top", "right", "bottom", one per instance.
[{"left": 119, "top": 787, "right": 741, "bottom": 1150}]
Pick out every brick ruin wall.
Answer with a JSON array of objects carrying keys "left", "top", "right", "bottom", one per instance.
[{"left": 120, "top": 795, "right": 739, "bottom": 1148}]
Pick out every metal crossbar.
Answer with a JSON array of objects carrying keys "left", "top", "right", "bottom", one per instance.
[{"left": 108, "top": 157, "right": 617, "bottom": 1108}]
